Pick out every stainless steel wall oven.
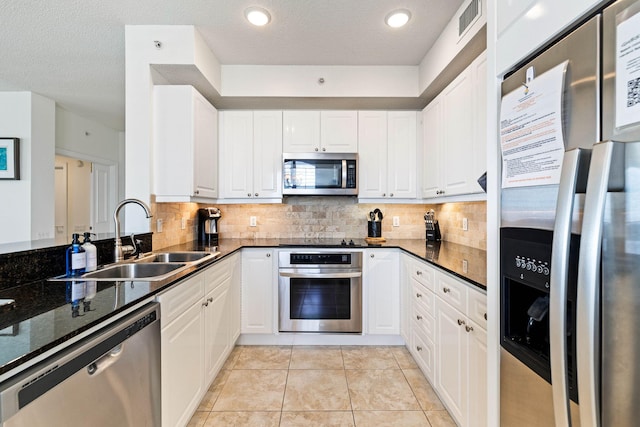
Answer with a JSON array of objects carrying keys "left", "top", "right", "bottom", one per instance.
[{"left": 278, "top": 251, "right": 362, "bottom": 333}]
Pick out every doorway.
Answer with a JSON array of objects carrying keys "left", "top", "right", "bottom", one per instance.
[{"left": 54, "top": 155, "right": 116, "bottom": 241}]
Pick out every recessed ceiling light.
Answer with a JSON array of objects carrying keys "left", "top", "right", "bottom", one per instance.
[
  {"left": 245, "top": 7, "right": 271, "bottom": 26},
  {"left": 385, "top": 9, "right": 411, "bottom": 28}
]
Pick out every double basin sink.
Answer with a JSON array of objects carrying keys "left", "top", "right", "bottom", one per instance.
[{"left": 51, "top": 251, "right": 220, "bottom": 282}]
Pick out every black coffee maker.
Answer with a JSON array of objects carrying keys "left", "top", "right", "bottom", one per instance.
[{"left": 198, "top": 207, "right": 221, "bottom": 246}]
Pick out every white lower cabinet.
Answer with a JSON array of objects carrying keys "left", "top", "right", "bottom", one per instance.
[
  {"left": 364, "top": 249, "right": 400, "bottom": 335},
  {"left": 241, "top": 249, "right": 275, "bottom": 334},
  {"left": 157, "top": 255, "right": 240, "bottom": 427},
  {"left": 403, "top": 254, "right": 487, "bottom": 427}
]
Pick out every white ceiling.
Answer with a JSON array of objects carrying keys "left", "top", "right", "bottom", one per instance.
[{"left": 0, "top": 0, "right": 464, "bottom": 131}]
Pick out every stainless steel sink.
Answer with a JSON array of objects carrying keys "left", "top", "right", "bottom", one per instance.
[
  {"left": 135, "top": 251, "right": 220, "bottom": 265},
  {"left": 80, "top": 262, "right": 188, "bottom": 281}
]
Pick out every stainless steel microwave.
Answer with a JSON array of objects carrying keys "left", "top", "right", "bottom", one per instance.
[{"left": 283, "top": 153, "right": 357, "bottom": 196}]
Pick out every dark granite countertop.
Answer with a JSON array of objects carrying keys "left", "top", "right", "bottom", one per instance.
[{"left": 0, "top": 238, "right": 485, "bottom": 380}]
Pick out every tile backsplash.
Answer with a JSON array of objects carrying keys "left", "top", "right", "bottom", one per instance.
[{"left": 151, "top": 197, "right": 487, "bottom": 251}]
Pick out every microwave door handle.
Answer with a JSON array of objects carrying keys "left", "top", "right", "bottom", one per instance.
[
  {"left": 550, "top": 148, "right": 586, "bottom": 427},
  {"left": 577, "top": 141, "right": 615, "bottom": 427},
  {"left": 279, "top": 271, "right": 362, "bottom": 279},
  {"left": 341, "top": 160, "right": 347, "bottom": 189}
]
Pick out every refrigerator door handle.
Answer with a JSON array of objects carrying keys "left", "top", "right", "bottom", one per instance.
[
  {"left": 577, "top": 140, "right": 615, "bottom": 427},
  {"left": 550, "top": 148, "right": 588, "bottom": 427}
]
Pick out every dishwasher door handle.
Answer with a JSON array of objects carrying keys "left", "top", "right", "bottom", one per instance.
[{"left": 87, "top": 343, "right": 125, "bottom": 376}]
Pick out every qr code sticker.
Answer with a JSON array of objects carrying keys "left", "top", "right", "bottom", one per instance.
[{"left": 628, "top": 77, "right": 640, "bottom": 107}]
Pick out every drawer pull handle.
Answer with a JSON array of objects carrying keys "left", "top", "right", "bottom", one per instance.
[
  {"left": 465, "top": 325, "right": 474, "bottom": 332},
  {"left": 266, "top": 253, "right": 271, "bottom": 257},
  {"left": 484, "top": 313, "right": 487, "bottom": 321},
  {"left": 416, "top": 270, "right": 422, "bottom": 275},
  {"left": 416, "top": 293, "right": 422, "bottom": 298},
  {"left": 370, "top": 254, "right": 375, "bottom": 258},
  {"left": 202, "top": 301, "right": 209, "bottom": 307},
  {"left": 207, "top": 297, "right": 213, "bottom": 303},
  {"left": 416, "top": 315, "right": 423, "bottom": 320},
  {"left": 255, "top": 193, "right": 259, "bottom": 197},
  {"left": 443, "top": 287, "right": 451, "bottom": 294},
  {"left": 416, "top": 346, "right": 423, "bottom": 352},
  {"left": 457, "top": 319, "right": 465, "bottom": 326}
]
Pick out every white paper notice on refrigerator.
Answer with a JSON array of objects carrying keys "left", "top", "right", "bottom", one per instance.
[
  {"left": 615, "top": 7, "right": 640, "bottom": 129},
  {"left": 500, "top": 61, "right": 568, "bottom": 189}
]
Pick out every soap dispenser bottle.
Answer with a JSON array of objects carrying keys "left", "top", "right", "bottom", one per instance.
[
  {"left": 66, "top": 233, "right": 86, "bottom": 277},
  {"left": 82, "top": 232, "right": 97, "bottom": 272}
]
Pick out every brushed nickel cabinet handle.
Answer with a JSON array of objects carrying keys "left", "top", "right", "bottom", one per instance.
[
  {"left": 416, "top": 315, "right": 423, "bottom": 320},
  {"left": 416, "top": 270, "right": 422, "bottom": 275},
  {"left": 465, "top": 325, "right": 474, "bottom": 332},
  {"left": 416, "top": 346, "right": 423, "bottom": 352},
  {"left": 255, "top": 193, "right": 259, "bottom": 197},
  {"left": 443, "top": 287, "right": 451, "bottom": 293},
  {"left": 457, "top": 319, "right": 465, "bottom": 326},
  {"left": 266, "top": 253, "right": 271, "bottom": 257},
  {"left": 416, "top": 293, "right": 422, "bottom": 298}
]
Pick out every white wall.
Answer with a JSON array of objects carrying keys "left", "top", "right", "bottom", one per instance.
[
  {"left": 418, "top": 0, "right": 487, "bottom": 94},
  {"left": 0, "top": 92, "right": 55, "bottom": 244},
  {"left": 56, "top": 106, "right": 121, "bottom": 164},
  {"left": 221, "top": 65, "right": 419, "bottom": 97}
]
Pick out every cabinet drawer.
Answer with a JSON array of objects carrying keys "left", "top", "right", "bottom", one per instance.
[
  {"left": 204, "top": 259, "right": 233, "bottom": 294},
  {"left": 158, "top": 272, "right": 205, "bottom": 327},
  {"left": 412, "top": 281, "right": 435, "bottom": 316},
  {"left": 411, "top": 326, "right": 435, "bottom": 382},
  {"left": 435, "top": 271, "right": 468, "bottom": 314},
  {"left": 410, "top": 259, "right": 435, "bottom": 292},
  {"left": 468, "top": 287, "right": 487, "bottom": 330},
  {"left": 412, "top": 302, "right": 435, "bottom": 340}
]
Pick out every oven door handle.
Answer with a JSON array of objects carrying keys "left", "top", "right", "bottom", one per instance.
[{"left": 279, "top": 271, "right": 362, "bottom": 279}]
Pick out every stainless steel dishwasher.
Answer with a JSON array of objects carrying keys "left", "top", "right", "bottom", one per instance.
[{"left": 0, "top": 302, "right": 160, "bottom": 426}]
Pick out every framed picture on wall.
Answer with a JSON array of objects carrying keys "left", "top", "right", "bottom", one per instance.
[{"left": 0, "top": 138, "right": 20, "bottom": 180}]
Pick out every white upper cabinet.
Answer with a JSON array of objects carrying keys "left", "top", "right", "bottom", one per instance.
[
  {"left": 283, "top": 110, "right": 357, "bottom": 153},
  {"left": 421, "top": 51, "right": 487, "bottom": 199},
  {"left": 320, "top": 111, "right": 358, "bottom": 152},
  {"left": 219, "top": 110, "right": 283, "bottom": 201},
  {"left": 358, "top": 111, "right": 417, "bottom": 200},
  {"left": 154, "top": 85, "right": 218, "bottom": 202},
  {"left": 496, "top": 0, "right": 602, "bottom": 74}
]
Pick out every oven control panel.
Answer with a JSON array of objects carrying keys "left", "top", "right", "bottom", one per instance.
[{"left": 290, "top": 253, "right": 351, "bottom": 265}]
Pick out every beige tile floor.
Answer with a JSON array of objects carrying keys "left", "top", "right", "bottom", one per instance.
[{"left": 188, "top": 345, "right": 457, "bottom": 427}]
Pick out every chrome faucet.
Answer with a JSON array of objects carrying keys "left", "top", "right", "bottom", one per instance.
[{"left": 113, "top": 198, "right": 152, "bottom": 262}]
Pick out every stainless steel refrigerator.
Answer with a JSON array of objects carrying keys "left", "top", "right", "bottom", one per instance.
[{"left": 499, "top": 0, "right": 640, "bottom": 425}]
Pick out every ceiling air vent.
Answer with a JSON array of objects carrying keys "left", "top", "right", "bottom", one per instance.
[{"left": 459, "top": 0, "right": 480, "bottom": 37}]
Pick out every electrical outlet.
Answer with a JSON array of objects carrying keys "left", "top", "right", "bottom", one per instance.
[
  {"left": 156, "top": 219, "right": 163, "bottom": 233},
  {"left": 250, "top": 216, "right": 257, "bottom": 227},
  {"left": 462, "top": 259, "right": 468, "bottom": 273},
  {"left": 181, "top": 218, "right": 186, "bottom": 230},
  {"left": 393, "top": 216, "right": 400, "bottom": 227},
  {"left": 462, "top": 217, "right": 468, "bottom": 231}
]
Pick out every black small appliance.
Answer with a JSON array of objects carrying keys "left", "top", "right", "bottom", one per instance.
[{"left": 197, "top": 207, "right": 221, "bottom": 246}]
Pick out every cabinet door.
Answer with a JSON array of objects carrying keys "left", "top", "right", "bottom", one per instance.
[
  {"left": 220, "top": 111, "right": 254, "bottom": 198},
  {"left": 283, "top": 111, "right": 321, "bottom": 152},
  {"left": 241, "top": 249, "right": 275, "bottom": 334},
  {"left": 161, "top": 301, "right": 204, "bottom": 427},
  {"left": 387, "top": 111, "right": 417, "bottom": 199},
  {"left": 421, "top": 98, "right": 443, "bottom": 198},
  {"left": 435, "top": 298, "right": 467, "bottom": 426},
  {"left": 253, "top": 111, "right": 283, "bottom": 198},
  {"left": 358, "top": 111, "right": 388, "bottom": 198},
  {"left": 229, "top": 253, "right": 242, "bottom": 343},
  {"left": 441, "top": 69, "right": 475, "bottom": 197},
  {"left": 471, "top": 52, "right": 487, "bottom": 194},
  {"left": 365, "top": 250, "right": 400, "bottom": 334},
  {"left": 321, "top": 110, "right": 358, "bottom": 152},
  {"left": 467, "top": 321, "right": 487, "bottom": 427},
  {"left": 204, "top": 277, "right": 231, "bottom": 384},
  {"left": 193, "top": 93, "right": 218, "bottom": 199}
]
